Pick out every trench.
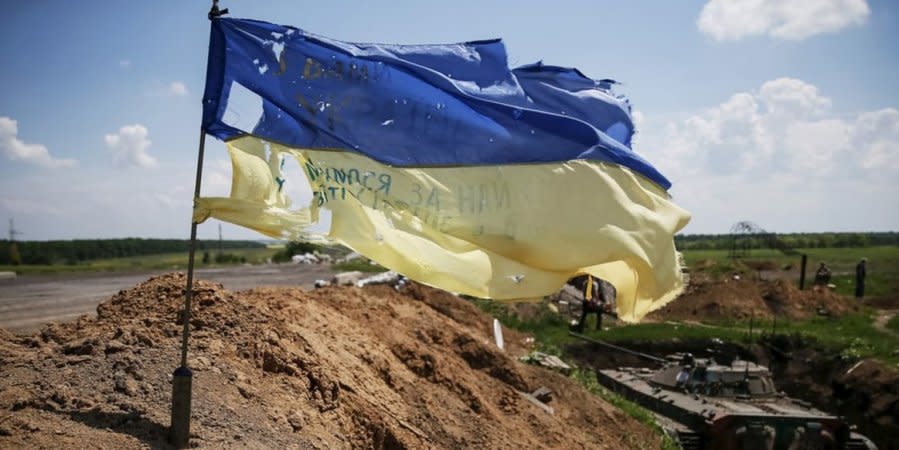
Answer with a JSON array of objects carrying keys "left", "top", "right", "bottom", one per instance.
[{"left": 567, "top": 337, "right": 897, "bottom": 450}]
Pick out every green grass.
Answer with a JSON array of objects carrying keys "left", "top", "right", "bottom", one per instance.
[
  {"left": 764, "top": 313, "right": 897, "bottom": 361},
  {"left": 473, "top": 290, "right": 899, "bottom": 367},
  {"left": 467, "top": 245, "right": 899, "bottom": 441},
  {"left": 682, "top": 246, "right": 899, "bottom": 299},
  {"left": 593, "top": 321, "right": 750, "bottom": 344},
  {"left": 471, "top": 297, "right": 899, "bottom": 446},
  {"left": 0, "top": 247, "right": 280, "bottom": 275},
  {"left": 672, "top": 245, "right": 899, "bottom": 365},
  {"left": 331, "top": 259, "right": 387, "bottom": 273},
  {"left": 578, "top": 313, "right": 898, "bottom": 366},
  {"left": 570, "top": 368, "right": 679, "bottom": 450},
  {"left": 472, "top": 301, "right": 899, "bottom": 450},
  {"left": 479, "top": 297, "right": 899, "bottom": 367},
  {"left": 470, "top": 298, "right": 572, "bottom": 350},
  {"left": 470, "top": 299, "right": 677, "bottom": 447}
]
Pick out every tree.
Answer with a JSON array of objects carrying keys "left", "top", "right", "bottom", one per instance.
[{"left": 273, "top": 241, "right": 322, "bottom": 263}]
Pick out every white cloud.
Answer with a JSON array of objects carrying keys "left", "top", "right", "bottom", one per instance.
[
  {"left": 119, "top": 59, "right": 131, "bottom": 68},
  {"left": 636, "top": 78, "right": 899, "bottom": 233},
  {"left": 0, "top": 116, "right": 77, "bottom": 168},
  {"left": 697, "top": 0, "right": 870, "bottom": 41},
  {"left": 758, "top": 78, "right": 831, "bottom": 117},
  {"left": 168, "top": 81, "right": 188, "bottom": 96},
  {"left": 104, "top": 124, "right": 158, "bottom": 168},
  {"left": 202, "top": 158, "right": 234, "bottom": 196},
  {"left": 853, "top": 108, "right": 899, "bottom": 170}
]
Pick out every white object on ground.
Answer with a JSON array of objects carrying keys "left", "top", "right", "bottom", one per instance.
[
  {"left": 517, "top": 390, "right": 554, "bottom": 415},
  {"left": 356, "top": 271, "right": 401, "bottom": 287},
  {"left": 291, "top": 253, "right": 319, "bottom": 264},
  {"left": 339, "top": 252, "right": 363, "bottom": 263},
  {"left": 845, "top": 360, "right": 865, "bottom": 376},
  {"left": 493, "top": 318, "right": 505, "bottom": 351},
  {"left": 332, "top": 271, "right": 365, "bottom": 286},
  {"left": 519, "top": 351, "right": 572, "bottom": 374}
]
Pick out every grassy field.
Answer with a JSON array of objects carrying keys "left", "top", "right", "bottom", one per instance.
[
  {"left": 606, "top": 314, "right": 899, "bottom": 365},
  {"left": 683, "top": 246, "right": 899, "bottom": 299},
  {"left": 489, "top": 297, "right": 896, "bottom": 363},
  {"left": 467, "top": 244, "right": 899, "bottom": 374},
  {"left": 0, "top": 247, "right": 281, "bottom": 275},
  {"left": 331, "top": 259, "right": 387, "bottom": 273}
]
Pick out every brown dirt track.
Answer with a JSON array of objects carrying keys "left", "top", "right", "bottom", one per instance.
[{"left": 0, "top": 273, "right": 663, "bottom": 449}]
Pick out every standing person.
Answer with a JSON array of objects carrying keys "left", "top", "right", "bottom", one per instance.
[
  {"left": 570, "top": 275, "right": 608, "bottom": 332},
  {"left": 855, "top": 258, "right": 867, "bottom": 299},
  {"left": 675, "top": 366, "right": 691, "bottom": 390},
  {"left": 814, "top": 262, "right": 832, "bottom": 287}
]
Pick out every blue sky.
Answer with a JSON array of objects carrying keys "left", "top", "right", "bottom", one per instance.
[{"left": 1, "top": 0, "right": 896, "bottom": 240}]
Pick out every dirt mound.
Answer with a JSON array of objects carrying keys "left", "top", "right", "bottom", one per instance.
[
  {"left": 831, "top": 359, "right": 899, "bottom": 447},
  {"left": 757, "top": 335, "right": 899, "bottom": 449},
  {"left": 649, "top": 276, "right": 861, "bottom": 321},
  {"left": 0, "top": 273, "right": 661, "bottom": 449},
  {"left": 742, "top": 260, "right": 780, "bottom": 271}
]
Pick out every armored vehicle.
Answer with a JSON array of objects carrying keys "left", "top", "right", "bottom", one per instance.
[{"left": 575, "top": 334, "right": 877, "bottom": 449}]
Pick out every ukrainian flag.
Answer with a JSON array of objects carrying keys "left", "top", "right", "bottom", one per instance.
[{"left": 196, "top": 18, "right": 690, "bottom": 322}]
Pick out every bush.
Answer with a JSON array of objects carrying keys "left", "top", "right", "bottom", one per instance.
[
  {"left": 332, "top": 259, "right": 386, "bottom": 273},
  {"left": 214, "top": 253, "right": 242, "bottom": 264}
]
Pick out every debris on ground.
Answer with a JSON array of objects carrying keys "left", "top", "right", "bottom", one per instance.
[
  {"left": 519, "top": 352, "right": 572, "bottom": 375},
  {"left": 355, "top": 271, "right": 406, "bottom": 289},
  {"left": 331, "top": 270, "right": 365, "bottom": 286}
]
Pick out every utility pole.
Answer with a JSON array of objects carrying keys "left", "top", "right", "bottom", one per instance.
[
  {"left": 9, "top": 218, "right": 23, "bottom": 242},
  {"left": 8, "top": 219, "right": 23, "bottom": 265},
  {"left": 218, "top": 223, "right": 223, "bottom": 255}
]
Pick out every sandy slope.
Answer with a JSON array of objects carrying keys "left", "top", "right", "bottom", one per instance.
[{"left": 0, "top": 273, "right": 662, "bottom": 449}]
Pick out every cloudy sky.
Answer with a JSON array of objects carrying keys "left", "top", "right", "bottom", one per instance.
[{"left": 1, "top": 0, "right": 896, "bottom": 240}]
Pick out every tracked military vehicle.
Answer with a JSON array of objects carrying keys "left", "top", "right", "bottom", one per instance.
[{"left": 572, "top": 333, "right": 877, "bottom": 449}]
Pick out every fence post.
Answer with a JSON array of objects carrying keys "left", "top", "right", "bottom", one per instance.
[{"left": 798, "top": 254, "right": 808, "bottom": 290}]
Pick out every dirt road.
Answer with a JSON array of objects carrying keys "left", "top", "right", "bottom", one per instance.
[{"left": 0, "top": 264, "right": 335, "bottom": 333}]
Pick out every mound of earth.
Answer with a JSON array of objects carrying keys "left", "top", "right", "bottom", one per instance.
[
  {"left": 649, "top": 276, "right": 861, "bottom": 321},
  {"left": 0, "top": 273, "right": 662, "bottom": 449},
  {"left": 751, "top": 334, "right": 899, "bottom": 449}
]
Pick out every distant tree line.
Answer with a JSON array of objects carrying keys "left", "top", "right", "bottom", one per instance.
[
  {"left": 675, "top": 232, "right": 899, "bottom": 251},
  {"left": 0, "top": 238, "right": 264, "bottom": 265}
]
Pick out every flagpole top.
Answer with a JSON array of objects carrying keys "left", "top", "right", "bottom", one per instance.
[{"left": 208, "top": 0, "right": 229, "bottom": 20}]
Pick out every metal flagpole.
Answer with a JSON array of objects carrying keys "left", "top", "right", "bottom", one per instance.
[{"left": 170, "top": 1, "right": 228, "bottom": 447}]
